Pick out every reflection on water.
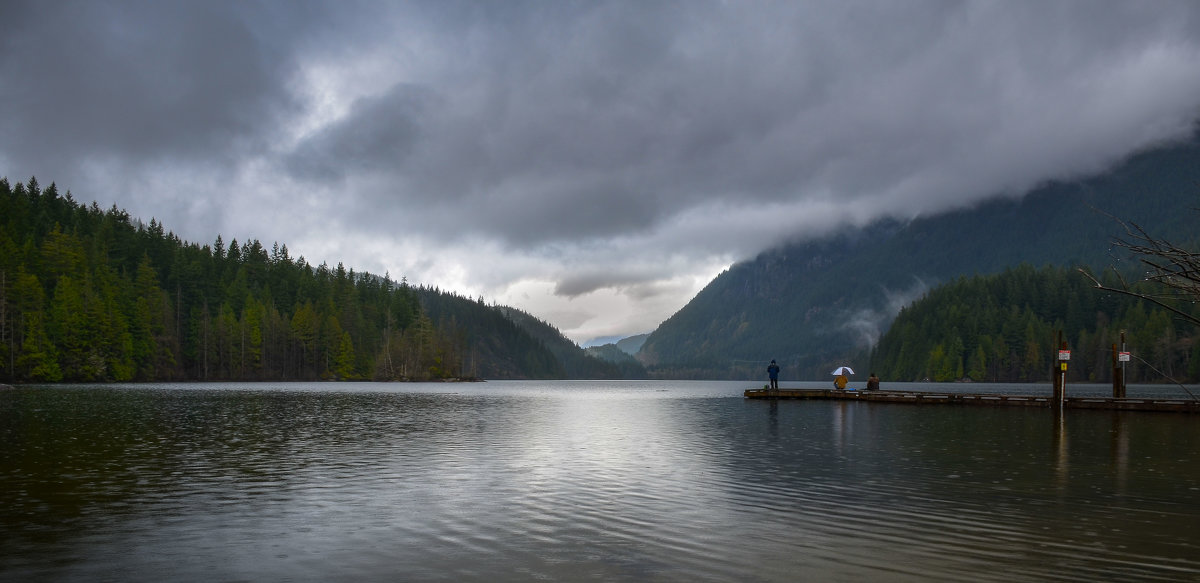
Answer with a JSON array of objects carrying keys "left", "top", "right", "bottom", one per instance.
[
  {"left": 1054, "top": 409, "right": 1069, "bottom": 490},
  {"left": 1, "top": 381, "right": 1198, "bottom": 582}
]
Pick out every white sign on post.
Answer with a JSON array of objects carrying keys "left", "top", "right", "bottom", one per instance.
[
  {"left": 1119, "top": 351, "right": 1131, "bottom": 362},
  {"left": 1058, "top": 350, "right": 1071, "bottom": 361}
]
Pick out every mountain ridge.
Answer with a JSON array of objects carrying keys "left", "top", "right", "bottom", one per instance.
[{"left": 639, "top": 133, "right": 1200, "bottom": 379}]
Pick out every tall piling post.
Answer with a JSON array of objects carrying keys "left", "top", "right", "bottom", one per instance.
[
  {"left": 1111, "top": 342, "right": 1120, "bottom": 398},
  {"left": 1115, "top": 332, "right": 1128, "bottom": 399},
  {"left": 1052, "top": 345, "right": 1062, "bottom": 405},
  {"left": 1054, "top": 332, "right": 1069, "bottom": 411}
]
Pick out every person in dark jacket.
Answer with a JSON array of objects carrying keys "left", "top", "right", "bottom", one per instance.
[
  {"left": 866, "top": 373, "right": 880, "bottom": 391},
  {"left": 767, "top": 360, "right": 780, "bottom": 390}
]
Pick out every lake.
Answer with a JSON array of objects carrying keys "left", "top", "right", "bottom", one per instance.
[{"left": 2, "top": 381, "right": 1198, "bottom": 582}]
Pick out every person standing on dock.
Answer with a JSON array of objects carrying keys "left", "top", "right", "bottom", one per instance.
[
  {"left": 767, "top": 360, "right": 780, "bottom": 390},
  {"left": 866, "top": 373, "right": 880, "bottom": 391}
]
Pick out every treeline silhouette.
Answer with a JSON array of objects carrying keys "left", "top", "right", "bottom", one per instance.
[{"left": 0, "top": 176, "right": 594, "bottom": 383}]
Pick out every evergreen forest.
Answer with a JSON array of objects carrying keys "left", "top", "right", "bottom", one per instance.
[
  {"left": 6, "top": 170, "right": 1199, "bottom": 387},
  {"left": 0, "top": 176, "right": 613, "bottom": 383},
  {"left": 869, "top": 264, "right": 1200, "bottom": 383}
]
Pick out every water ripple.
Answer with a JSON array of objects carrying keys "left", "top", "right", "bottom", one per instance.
[{"left": 2, "top": 382, "right": 1199, "bottom": 581}]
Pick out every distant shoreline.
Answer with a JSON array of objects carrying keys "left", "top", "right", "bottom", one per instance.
[{"left": 0, "top": 378, "right": 487, "bottom": 386}]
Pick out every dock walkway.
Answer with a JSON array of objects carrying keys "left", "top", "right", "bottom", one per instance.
[{"left": 744, "top": 388, "right": 1200, "bottom": 413}]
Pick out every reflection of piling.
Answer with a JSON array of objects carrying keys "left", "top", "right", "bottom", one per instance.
[
  {"left": 1053, "top": 408, "right": 1068, "bottom": 490},
  {"left": 1111, "top": 413, "right": 1128, "bottom": 495}
]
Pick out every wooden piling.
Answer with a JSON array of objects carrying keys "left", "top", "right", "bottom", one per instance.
[{"left": 1113, "top": 332, "right": 1127, "bottom": 399}]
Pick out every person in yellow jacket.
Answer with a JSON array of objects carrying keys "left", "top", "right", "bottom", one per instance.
[{"left": 834, "top": 373, "right": 848, "bottom": 390}]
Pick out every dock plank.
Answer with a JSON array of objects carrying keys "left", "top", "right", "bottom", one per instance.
[{"left": 744, "top": 388, "right": 1200, "bottom": 413}]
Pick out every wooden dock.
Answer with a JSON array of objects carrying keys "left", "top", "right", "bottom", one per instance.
[{"left": 744, "top": 388, "right": 1200, "bottom": 413}]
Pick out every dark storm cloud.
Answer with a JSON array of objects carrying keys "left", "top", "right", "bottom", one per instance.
[
  {"left": 284, "top": 0, "right": 1200, "bottom": 251},
  {"left": 286, "top": 85, "right": 433, "bottom": 182},
  {"left": 0, "top": 0, "right": 312, "bottom": 170},
  {"left": 3, "top": 1, "right": 1200, "bottom": 339}
]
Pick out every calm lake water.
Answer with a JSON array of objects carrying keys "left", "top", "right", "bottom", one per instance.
[{"left": 2, "top": 381, "right": 1198, "bottom": 582}]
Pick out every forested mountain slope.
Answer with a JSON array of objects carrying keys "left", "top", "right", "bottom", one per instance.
[
  {"left": 415, "top": 288, "right": 564, "bottom": 379},
  {"left": 871, "top": 265, "right": 1200, "bottom": 383},
  {"left": 640, "top": 134, "right": 1200, "bottom": 380},
  {"left": 496, "top": 307, "right": 627, "bottom": 379},
  {"left": 0, "top": 177, "right": 618, "bottom": 382},
  {"left": 583, "top": 343, "right": 648, "bottom": 379}
]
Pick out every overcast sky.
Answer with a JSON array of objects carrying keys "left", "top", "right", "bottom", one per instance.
[{"left": 3, "top": 1, "right": 1200, "bottom": 344}]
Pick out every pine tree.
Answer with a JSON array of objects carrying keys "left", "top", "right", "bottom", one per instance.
[{"left": 333, "top": 331, "right": 356, "bottom": 380}]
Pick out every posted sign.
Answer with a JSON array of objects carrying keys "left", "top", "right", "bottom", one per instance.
[
  {"left": 1058, "top": 350, "right": 1071, "bottom": 361},
  {"left": 1119, "top": 351, "right": 1131, "bottom": 362}
]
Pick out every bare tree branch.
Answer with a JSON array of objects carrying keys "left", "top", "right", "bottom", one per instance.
[{"left": 1078, "top": 212, "right": 1200, "bottom": 328}]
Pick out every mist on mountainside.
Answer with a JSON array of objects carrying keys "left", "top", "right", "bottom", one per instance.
[{"left": 639, "top": 133, "right": 1200, "bottom": 380}]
